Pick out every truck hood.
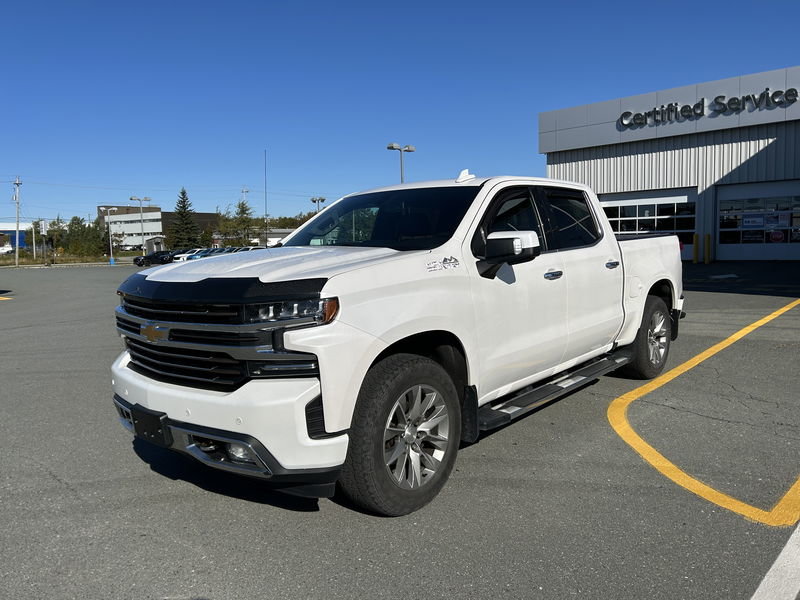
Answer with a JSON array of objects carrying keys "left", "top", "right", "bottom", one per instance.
[{"left": 142, "top": 246, "right": 409, "bottom": 283}]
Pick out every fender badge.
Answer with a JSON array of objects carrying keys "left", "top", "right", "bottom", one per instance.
[{"left": 426, "top": 256, "right": 460, "bottom": 272}]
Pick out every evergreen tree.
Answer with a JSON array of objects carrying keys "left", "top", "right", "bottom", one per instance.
[
  {"left": 232, "top": 200, "right": 254, "bottom": 245},
  {"left": 168, "top": 188, "right": 201, "bottom": 248},
  {"left": 271, "top": 210, "right": 317, "bottom": 229},
  {"left": 217, "top": 200, "right": 257, "bottom": 246},
  {"left": 65, "top": 216, "right": 90, "bottom": 255},
  {"left": 199, "top": 228, "right": 214, "bottom": 247}
]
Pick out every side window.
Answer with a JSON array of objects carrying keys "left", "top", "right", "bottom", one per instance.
[
  {"left": 539, "top": 187, "right": 601, "bottom": 250},
  {"left": 471, "top": 187, "right": 541, "bottom": 257}
]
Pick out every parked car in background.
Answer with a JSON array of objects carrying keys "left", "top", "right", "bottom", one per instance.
[
  {"left": 235, "top": 246, "right": 267, "bottom": 252},
  {"left": 186, "top": 248, "right": 217, "bottom": 260},
  {"left": 187, "top": 247, "right": 238, "bottom": 260},
  {"left": 171, "top": 248, "right": 203, "bottom": 261},
  {"left": 133, "top": 250, "right": 173, "bottom": 267}
]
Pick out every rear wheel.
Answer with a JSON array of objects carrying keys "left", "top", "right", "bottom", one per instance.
[
  {"left": 621, "top": 295, "right": 671, "bottom": 380},
  {"left": 339, "top": 353, "right": 460, "bottom": 516}
]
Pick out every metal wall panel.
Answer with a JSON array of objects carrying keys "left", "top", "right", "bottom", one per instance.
[{"left": 546, "top": 121, "right": 800, "bottom": 195}]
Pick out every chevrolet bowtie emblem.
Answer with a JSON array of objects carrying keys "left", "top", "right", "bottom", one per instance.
[{"left": 141, "top": 322, "right": 169, "bottom": 343}]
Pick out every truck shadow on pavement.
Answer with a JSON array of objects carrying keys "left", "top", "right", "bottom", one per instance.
[
  {"left": 682, "top": 261, "right": 800, "bottom": 297},
  {"left": 132, "top": 439, "right": 322, "bottom": 512}
]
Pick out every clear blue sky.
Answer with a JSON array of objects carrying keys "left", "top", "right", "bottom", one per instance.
[{"left": 2, "top": 0, "right": 798, "bottom": 223}]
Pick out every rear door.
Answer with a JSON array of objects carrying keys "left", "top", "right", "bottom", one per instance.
[{"left": 534, "top": 185, "right": 624, "bottom": 362}]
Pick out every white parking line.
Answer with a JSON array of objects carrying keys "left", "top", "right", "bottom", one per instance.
[{"left": 750, "top": 524, "right": 800, "bottom": 600}]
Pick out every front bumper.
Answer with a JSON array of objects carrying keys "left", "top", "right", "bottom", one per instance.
[
  {"left": 113, "top": 395, "right": 341, "bottom": 497},
  {"left": 111, "top": 351, "right": 349, "bottom": 495}
]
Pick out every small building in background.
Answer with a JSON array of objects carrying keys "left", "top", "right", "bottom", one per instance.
[
  {"left": 0, "top": 222, "right": 32, "bottom": 249},
  {"left": 263, "top": 228, "right": 294, "bottom": 246},
  {"left": 144, "top": 236, "right": 167, "bottom": 254},
  {"left": 97, "top": 205, "right": 218, "bottom": 249}
]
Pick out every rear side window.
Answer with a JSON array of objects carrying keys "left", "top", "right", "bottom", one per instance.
[{"left": 538, "top": 187, "right": 601, "bottom": 250}]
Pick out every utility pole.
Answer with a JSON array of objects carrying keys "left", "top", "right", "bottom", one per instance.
[
  {"left": 264, "top": 148, "right": 269, "bottom": 247},
  {"left": 31, "top": 216, "right": 36, "bottom": 260},
  {"left": 13, "top": 176, "right": 21, "bottom": 267}
]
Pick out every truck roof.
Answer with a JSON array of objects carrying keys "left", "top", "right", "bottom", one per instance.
[{"left": 354, "top": 172, "right": 592, "bottom": 196}]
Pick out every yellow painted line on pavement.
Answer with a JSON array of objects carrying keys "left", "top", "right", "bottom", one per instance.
[
  {"left": 0, "top": 296, "right": 12, "bottom": 301},
  {"left": 608, "top": 298, "right": 800, "bottom": 527}
]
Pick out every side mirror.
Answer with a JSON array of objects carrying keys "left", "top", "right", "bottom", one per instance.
[{"left": 478, "top": 231, "right": 541, "bottom": 279}]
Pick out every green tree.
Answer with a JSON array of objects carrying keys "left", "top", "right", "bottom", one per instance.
[
  {"left": 271, "top": 210, "right": 316, "bottom": 229},
  {"left": 199, "top": 228, "right": 214, "bottom": 247},
  {"left": 217, "top": 200, "right": 257, "bottom": 246},
  {"left": 64, "top": 216, "right": 87, "bottom": 255},
  {"left": 232, "top": 200, "right": 254, "bottom": 245},
  {"left": 168, "top": 188, "right": 201, "bottom": 248},
  {"left": 45, "top": 215, "right": 67, "bottom": 254},
  {"left": 64, "top": 216, "right": 103, "bottom": 256}
]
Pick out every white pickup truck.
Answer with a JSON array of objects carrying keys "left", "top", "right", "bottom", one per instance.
[{"left": 112, "top": 172, "right": 684, "bottom": 515}]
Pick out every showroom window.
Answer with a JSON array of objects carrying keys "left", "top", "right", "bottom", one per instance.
[
  {"left": 602, "top": 201, "right": 696, "bottom": 245},
  {"left": 719, "top": 196, "right": 800, "bottom": 244}
]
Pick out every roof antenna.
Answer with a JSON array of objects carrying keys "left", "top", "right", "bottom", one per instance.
[{"left": 455, "top": 169, "right": 476, "bottom": 183}]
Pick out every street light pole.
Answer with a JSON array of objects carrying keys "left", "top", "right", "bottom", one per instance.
[
  {"left": 131, "top": 196, "right": 152, "bottom": 255},
  {"left": 311, "top": 197, "right": 326, "bottom": 213},
  {"left": 100, "top": 206, "right": 118, "bottom": 265},
  {"left": 386, "top": 143, "right": 416, "bottom": 183},
  {"left": 131, "top": 196, "right": 143, "bottom": 255}
]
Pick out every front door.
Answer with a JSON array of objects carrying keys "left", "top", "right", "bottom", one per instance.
[{"left": 466, "top": 184, "right": 568, "bottom": 402}]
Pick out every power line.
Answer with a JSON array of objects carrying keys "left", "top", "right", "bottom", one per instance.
[{"left": 18, "top": 179, "right": 340, "bottom": 198}]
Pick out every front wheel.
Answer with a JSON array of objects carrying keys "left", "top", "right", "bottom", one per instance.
[
  {"left": 620, "top": 295, "right": 671, "bottom": 380},
  {"left": 339, "top": 353, "right": 461, "bottom": 516}
]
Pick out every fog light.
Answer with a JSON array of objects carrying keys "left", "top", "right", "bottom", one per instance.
[
  {"left": 193, "top": 436, "right": 219, "bottom": 452},
  {"left": 226, "top": 442, "right": 257, "bottom": 464}
]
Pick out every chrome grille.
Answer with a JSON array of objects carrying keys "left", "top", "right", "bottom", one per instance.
[
  {"left": 116, "top": 301, "right": 318, "bottom": 392},
  {"left": 122, "top": 296, "right": 243, "bottom": 324},
  {"left": 168, "top": 328, "right": 266, "bottom": 346},
  {"left": 115, "top": 314, "right": 271, "bottom": 347}
]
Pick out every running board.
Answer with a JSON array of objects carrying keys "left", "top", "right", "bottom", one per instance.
[{"left": 477, "top": 353, "right": 631, "bottom": 431}]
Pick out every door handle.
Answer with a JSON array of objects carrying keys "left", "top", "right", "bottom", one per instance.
[
  {"left": 605, "top": 260, "right": 620, "bottom": 269},
  {"left": 544, "top": 270, "right": 563, "bottom": 280}
]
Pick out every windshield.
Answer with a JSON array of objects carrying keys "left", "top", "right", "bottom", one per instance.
[{"left": 284, "top": 187, "right": 480, "bottom": 250}]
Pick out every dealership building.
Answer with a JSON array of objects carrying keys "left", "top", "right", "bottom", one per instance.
[{"left": 539, "top": 66, "right": 800, "bottom": 260}]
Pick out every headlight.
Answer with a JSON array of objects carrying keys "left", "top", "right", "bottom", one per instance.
[{"left": 244, "top": 297, "right": 339, "bottom": 326}]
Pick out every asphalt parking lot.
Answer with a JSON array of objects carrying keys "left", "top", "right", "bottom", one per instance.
[{"left": 1, "top": 262, "right": 798, "bottom": 600}]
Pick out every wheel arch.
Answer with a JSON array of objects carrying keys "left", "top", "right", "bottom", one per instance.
[
  {"left": 647, "top": 278, "right": 683, "bottom": 341},
  {"left": 647, "top": 278, "right": 675, "bottom": 310},
  {"left": 370, "top": 330, "right": 477, "bottom": 443},
  {"left": 372, "top": 330, "right": 470, "bottom": 397}
]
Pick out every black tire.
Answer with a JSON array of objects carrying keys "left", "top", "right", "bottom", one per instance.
[
  {"left": 339, "top": 353, "right": 461, "bottom": 516},
  {"left": 621, "top": 295, "right": 671, "bottom": 380}
]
